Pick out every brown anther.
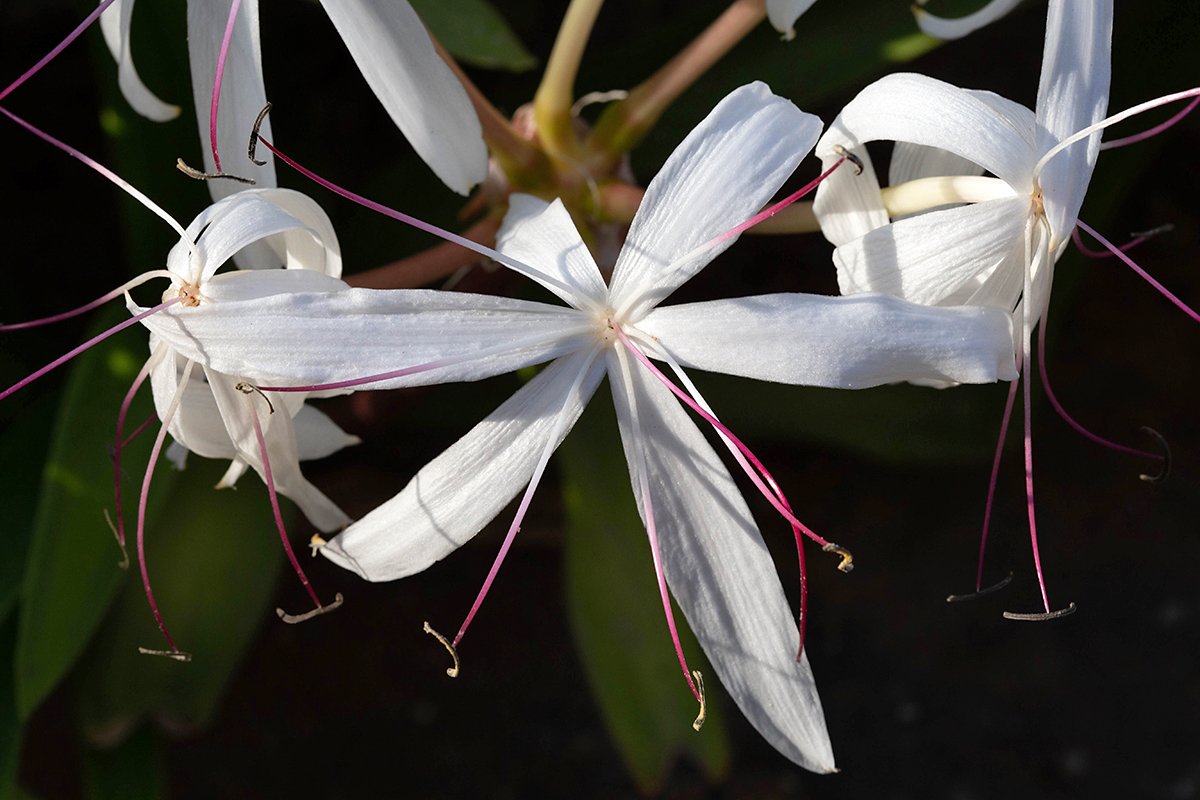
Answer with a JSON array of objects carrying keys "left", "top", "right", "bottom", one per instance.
[
  {"left": 1003, "top": 601, "right": 1077, "bottom": 621},
  {"left": 832, "top": 145, "right": 864, "bottom": 175},
  {"left": 822, "top": 542, "right": 855, "bottom": 573},
  {"left": 175, "top": 157, "right": 255, "bottom": 185},
  {"left": 946, "top": 571, "right": 1014, "bottom": 602},
  {"left": 177, "top": 283, "right": 202, "bottom": 308},
  {"left": 691, "top": 670, "right": 707, "bottom": 731},
  {"left": 235, "top": 382, "right": 275, "bottom": 415},
  {"left": 1139, "top": 426, "right": 1171, "bottom": 483},
  {"left": 249, "top": 103, "right": 272, "bottom": 166},
  {"left": 137, "top": 647, "right": 193, "bottom": 662},
  {"left": 423, "top": 622, "right": 460, "bottom": 678},
  {"left": 277, "top": 592, "right": 344, "bottom": 624}
]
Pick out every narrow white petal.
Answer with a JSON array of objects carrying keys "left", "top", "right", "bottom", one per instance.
[
  {"left": 99, "top": 0, "right": 181, "bottom": 121},
  {"left": 321, "top": 348, "right": 606, "bottom": 580},
  {"left": 151, "top": 349, "right": 238, "bottom": 461},
  {"left": 637, "top": 292, "right": 1017, "bottom": 388},
  {"left": 318, "top": 0, "right": 487, "bottom": 195},
  {"left": 765, "top": 0, "right": 819, "bottom": 40},
  {"left": 913, "top": 0, "right": 1022, "bottom": 40},
  {"left": 293, "top": 404, "right": 361, "bottom": 461},
  {"left": 139, "top": 287, "right": 595, "bottom": 389},
  {"left": 215, "top": 458, "right": 250, "bottom": 489},
  {"left": 608, "top": 82, "right": 822, "bottom": 320},
  {"left": 832, "top": 196, "right": 1029, "bottom": 307},
  {"left": 496, "top": 195, "right": 609, "bottom": 310},
  {"left": 816, "top": 74, "right": 1038, "bottom": 192},
  {"left": 812, "top": 144, "right": 889, "bottom": 247},
  {"left": 607, "top": 349, "right": 835, "bottom": 772},
  {"left": 186, "top": 0, "right": 277, "bottom": 202},
  {"left": 1035, "top": 0, "right": 1111, "bottom": 250},
  {"left": 888, "top": 142, "right": 985, "bottom": 186}
]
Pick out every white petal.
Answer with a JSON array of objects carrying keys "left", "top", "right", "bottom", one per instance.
[
  {"left": 215, "top": 458, "right": 250, "bottom": 488},
  {"left": 318, "top": 0, "right": 487, "bottom": 195},
  {"left": 151, "top": 349, "right": 238, "bottom": 461},
  {"left": 832, "top": 196, "right": 1029, "bottom": 307},
  {"left": 913, "top": 0, "right": 1022, "bottom": 40},
  {"left": 293, "top": 404, "right": 361, "bottom": 461},
  {"left": 200, "top": 266, "right": 349, "bottom": 302},
  {"left": 637, "top": 292, "right": 1017, "bottom": 388},
  {"left": 496, "top": 195, "right": 609, "bottom": 310},
  {"left": 608, "top": 82, "right": 822, "bottom": 320},
  {"left": 1035, "top": 0, "right": 1111, "bottom": 250},
  {"left": 766, "top": 0, "right": 819, "bottom": 40},
  {"left": 99, "top": 0, "right": 181, "bottom": 122},
  {"left": 816, "top": 74, "right": 1038, "bottom": 193},
  {"left": 812, "top": 144, "right": 889, "bottom": 247},
  {"left": 205, "top": 369, "right": 351, "bottom": 533},
  {"left": 606, "top": 347, "right": 834, "bottom": 772},
  {"left": 186, "top": 0, "right": 277, "bottom": 203},
  {"left": 165, "top": 442, "right": 189, "bottom": 471},
  {"left": 321, "top": 347, "right": 606, "bottom": 580},
  {"left": 888, "top": 142, "right": 985, "bottom": 186},
  {"left": 140, "top": 286, "right": 594, "bottom": 389}
]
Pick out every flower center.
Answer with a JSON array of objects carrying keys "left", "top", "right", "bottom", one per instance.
[{"left": 174, "top": 281, "right": 203, "bottom": 307}]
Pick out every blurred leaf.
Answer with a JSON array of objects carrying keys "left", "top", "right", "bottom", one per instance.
[
  {"left": 15, "top": 308, "right": 172, "bottom": 720},
  {"left": 0, "top": 401, "right": 55, "bottom": 624},
  {"left": 559, "top": 391, "right": 731, "bottom": 794},
  {"left": 77, "top": 457, "right": 285, "bottom": 741},
  {"left": 411, "top": 0, "right": 537, "bottom": 72},
  {"left": 0, "top": 611, "right": 22, "bottom": 800},
  {"left": 82, "top": 725, "right": 166, "bottom": 800}
]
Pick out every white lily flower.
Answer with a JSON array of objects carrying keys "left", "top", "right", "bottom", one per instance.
[
  {"left": 100, "top": 0, "right": 487, "bottom": 195},
  {"left": 142, "top": 82, "right": 1017, "bottom": 770}
]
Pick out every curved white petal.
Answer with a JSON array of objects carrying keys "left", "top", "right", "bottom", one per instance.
[
  {"left": 321, "top": 347, "right": 606, "bottom": 580},
  {"left": 318, "top": 0, "right": 487, "bottom": 195},
  {"left": 606, "top": 348, "right": 835, "bottom": 772},
  {"left": 816, "top": 74, "right": 1038, "bottom": 192},
  {"left": 812, "top": 145, "right": 889, "bottom": 247},
  {"left": 140, "top": 286, "right": 594, "bottom": 389},
  {"left": 216, "top": 458, "right": 250, "bottom": 489},
  {"left": 766, "top": 0, "right": 819, "bottom": 40},
  {"left": 1035, "top": 0, "right": 1111, "bottom": 251},
  {"left": 832, "top": 196, "right": 1029, "bottom": 307},
  {"left": 99, "top": 0, "right": 181, "bottom": 122},
  {"left": 913, "top": 0, "right": 1022, "bottom": 41},
  {"left": 186, "top": 0, "right": 276, "bottom": 203},
  {"left": 608, "top": 82, "right": 822, "bottom": 320},
  {"left": 293, "top": 404, "right": 361, "bottom": 461},
  {"left": 888, "top": 142, "right": 985, "bottom": 186},
  {"left": 637, "top": 292, "right": 1017, "bottom": 388},
  {"left": 205, "top": 369, "right": 351, "bottom": 532},
  {"left": 496, "top": 195, "right": 609, "bottom": 310},
  {"left": 151, "top": 349, "right": 238, "bottom": 461}
]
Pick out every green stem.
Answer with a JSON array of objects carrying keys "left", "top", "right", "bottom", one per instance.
[{"left": 533, "top": 0, "right": 606, "bottom": 161}]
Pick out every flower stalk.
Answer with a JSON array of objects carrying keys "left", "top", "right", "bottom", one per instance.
[{"left": 533, "top": 0, "right": 606, "bottom": 162}]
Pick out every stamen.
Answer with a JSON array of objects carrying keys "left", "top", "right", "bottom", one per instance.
[
  {"left": 278, "top": 593, "right": 344, "bottom": 624},
  {"left": 176, "top": 157, "right": 254, "bottom": 185},
  {"left": 423, "top": 622, "right": 460, "bottom": 678},
  {"left": 210, "top": 0, "right": 245, "bottom": 172},
  {"left": 112, "top": 347, "right": 164, "bottom": 554},
  {"left": 235, "top": 381, "right": 275, "bottom": 414},
  {"left": 1003, "top": 602, "right": 1076, "bottom": 621},
  {"left": 0, "top": 0, "right": 117, "bottom": 102},
  {"left": 1139, "top": 427, "right": 1171, "bottom": 483},
  {"left": 831, "top": 145, "right": 864, "bottom": 175},
  {"left": 1075, "top": 220, "right": 1200, "bottom": 324},
  {"left": 1022, "top": 222, "right": 1051, "bottom": 615},
  {"left": 120, "top": 413, "right": 157, "bottom": 450},
  {"left": 137, "top": 647, "right": 192, "bottom": 661},
  {"left": 102, "top": 509, "right": 130, "bottom": 569},
  {"left": 239, "top": 383, "right": 335, "bottom": 619},
  {"left": 1071, "top": 224, "right": 1172, "bottom": 259},
  {"left": 821, "top": 542, "right": 854, "bottom": 573},
  {"left": 972, "top": 379, "right": 1019, "bottom": 593},
  {"left": 0, "top": 271, "right": 174, "bottom": 331},
  {"left": 309, "top": 534, "right": 327, "bottom": 557},
  {"left": 691, "top": 670, "right": 706, "bottom": 731},
  {"left": 1100, "top": 96, "right": 1200, "bottom": 150},
  {"left": 946, "top": 571, "right": 1013, "bottom": 603},
  {"left": 247, "top": 105, "right": 601, "bottom": 312},
  {"left": 0, "top": 298, "right": 183, "bottom": 403}
]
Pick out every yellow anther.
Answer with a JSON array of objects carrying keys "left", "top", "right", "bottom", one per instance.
[{"left": 424, "top": 622, "right": 460, "bottom": 678}]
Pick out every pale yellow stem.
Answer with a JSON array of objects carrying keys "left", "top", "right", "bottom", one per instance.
[
  {"left": 880, "top": 175, "right": 1017, "bottom": 217},
  {"left": 533, "top": 0, "right": 606, "bottom": 161}
]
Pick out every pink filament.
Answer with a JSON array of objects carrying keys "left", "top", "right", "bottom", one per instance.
[
  {"left": 113, "top": 359, "right": 158, "bottom": 549},
  {"left": 1100, "top": 95, "right": 1200, "bottom": 150},
  {"left": 0, "top": 0, "right": 117, "bottom": 102},
  {"left": 976, "top": 380, "right": 1019, "bottom": 592},
  {"left": 209, "top": 0, "right": 245, "bottom": 172},
  {"left": 0, "top": 286, "right": 129, "bottom": 331},
  {"left": 1070, "top": 226, "right": 1156, "bottom": 259},
  {"left": 244, "top": 391, "right": 324, "bottom": 610},
  {"left": 1075, "top": 220, "right": 1200, "bottom": 324},
  {"left": 0, "top": 298, "right": 183, "bottom": 403},
  {"left": 708, "top": 157, "right": 846, "bottom": 248},
  {"left": 121, "top": 413, "right": 157, "bottom": 450},
  {"left": 1022, "top": 354, "right": 1050, "bottom": 614}
]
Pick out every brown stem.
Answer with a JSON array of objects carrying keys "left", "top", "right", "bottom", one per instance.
[
  {"left": 344, "top": 215, "right": 503, "bottom": 289},
  {"left": 585, "top": 0, "right": 766, "bottom": 172}
]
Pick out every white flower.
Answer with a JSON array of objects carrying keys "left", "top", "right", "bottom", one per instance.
[
  {"left": 100, "top": 0, "right": 487, "bottom": 196},
  {"left": 141, "top": 82, "right": 1017, "bottom": 770},
  {"left": 766, "top": 0, "right": 820, "bottom": 41}
]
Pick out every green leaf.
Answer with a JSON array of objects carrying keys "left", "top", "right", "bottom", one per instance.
[
  {"left": 0, "top": 401, "right": 55, "bottom": 624},
  {"left": 410, "top": 0, "right": 537, "bottom": 72},
  {"left": 15, "top": 308, "right": 174, "bottom": 720},
  {"left": 76, "top": 457, "right": 285, "bottom": 740},
  {"left": 559, "top": 391, "right": 731, "bottom": 793},
  {"left": 82, "top": 725, "right": 166, "bottom": 800}
]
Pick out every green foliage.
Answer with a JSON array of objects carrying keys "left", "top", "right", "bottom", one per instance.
[
  {"left": 559, "top": 391, "right": 731, "bottom": 794},
  {"left": 82, "top": 725, "right": 166, "bottom": 800},
  {"left": 411, "top": 0, "right": 537, "bottom": 72}
]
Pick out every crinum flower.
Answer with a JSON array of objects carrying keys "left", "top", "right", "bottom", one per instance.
[{"left": 140, "top": 82, "right": 1017, "bottom": 770}]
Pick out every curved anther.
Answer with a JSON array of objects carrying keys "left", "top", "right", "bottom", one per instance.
[
  {"left": 822, "top": 542, "right": 855, "bottom": 573},
  {"left": 1139, "top": 427, "right": 1171, "bottom": 483},
  {"left": 249, "top": 103, "right": 272, "bottom": 166},
  {"left": 1003, "top": 601, "right": 1077, "bottom": 621},
  {"left": 309, "top": 534, "right": 327, "bottom": 557},
  {"left": 946, "top": 571, "right": 1013, "bottom": 603},
  {"left": 137, "top": 647, "right": 193, "bottom": 662},
  {"left": 234, "top": 382, "right": 275, "bottom": 415},
  {"left": 831, "top": 145, "right": 864, "bottom": 175},
  {"left": 175, "top": 157, "right": 255, "bottom": 185},
  {"left": 424, "top": 622, "right": 460, "bottom": 678},
  {"left": 691, "top": 670, "right": 707, "bottom": 732},
  {"left": 103, "top": 509, "right": 130, "bottom": 570},
  {"left": 277, "top": 592, "right": 344, "bottom": 624}
]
